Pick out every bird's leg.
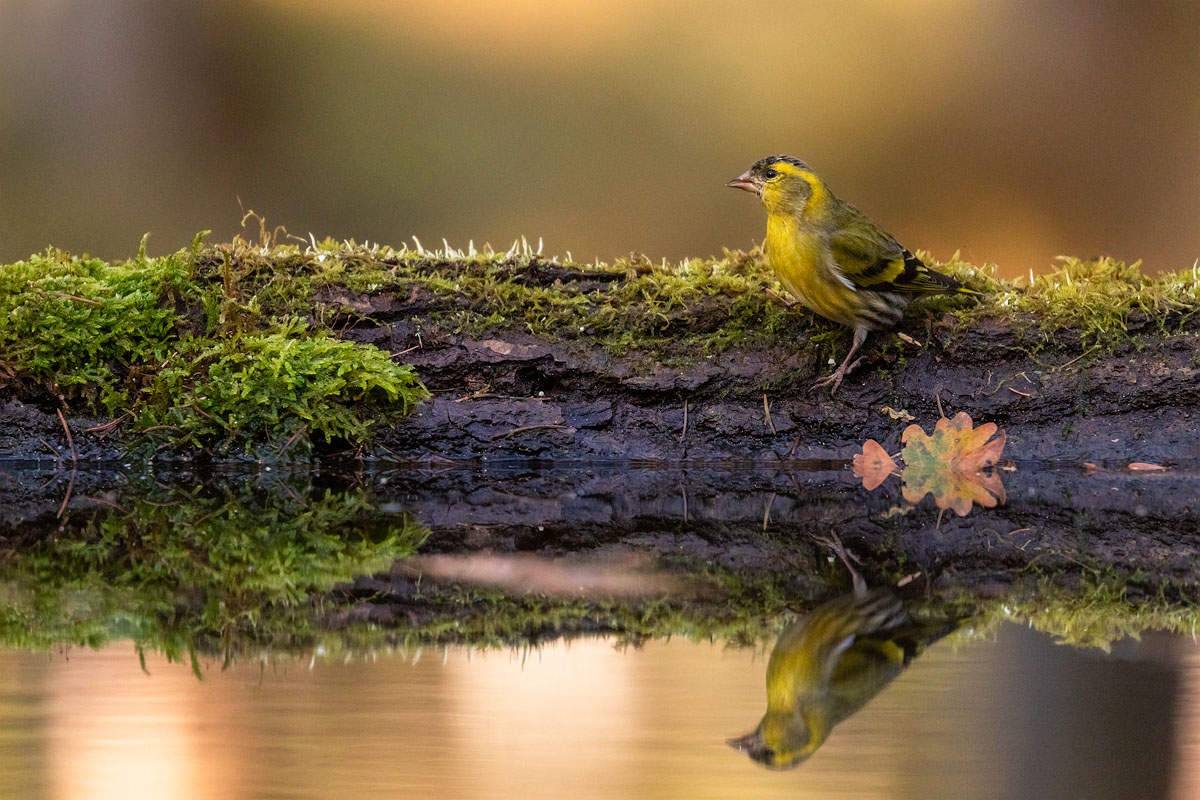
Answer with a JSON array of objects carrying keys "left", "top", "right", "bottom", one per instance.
[{"left": 810, "top": 326, "right": 869, "bottom": 393}]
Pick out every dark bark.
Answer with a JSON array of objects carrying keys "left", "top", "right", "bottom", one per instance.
[{"left": 370, "top": 322, "right": 1200, "bottom": 466}]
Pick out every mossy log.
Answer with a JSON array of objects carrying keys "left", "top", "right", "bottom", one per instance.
[{"left": 1, "top": 241, "right": 1198, "bottom": 464}]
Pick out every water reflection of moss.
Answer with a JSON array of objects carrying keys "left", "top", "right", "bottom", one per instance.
[
  {"left": 342, "top": 557, "right": 905, "bottom": 652},
  {"left": 4, "top": 492, "right": 1193, "bottom": 660},
  {"left": 969, "top": 575, "right": 1200, "bottom": 651},
  {"left": 0, "top": 483, "right": 427, "bottom": 666},
  {"left": 348, "top": 567, "right": 1200, "bottom": 656}
]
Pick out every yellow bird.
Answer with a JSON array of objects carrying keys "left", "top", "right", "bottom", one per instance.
[
  {"left": 728, "top": 587, "right": 956, "bottom": 770},
  {"left": 727, "top": 155, "right": 978, "bottom": 392}
]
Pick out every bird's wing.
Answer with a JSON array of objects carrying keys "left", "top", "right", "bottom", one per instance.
[
  {"left": 829, "top": 212, "right": 967, "bottom": 295},
  {"left": 768, "top": 589, "right": 910, "bottom": 691}
]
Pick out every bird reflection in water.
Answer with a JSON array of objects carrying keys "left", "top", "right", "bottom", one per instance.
[{"left": 728, "top": 538, "right": 959, "bottom": 769}]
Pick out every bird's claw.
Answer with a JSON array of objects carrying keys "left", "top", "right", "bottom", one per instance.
[
  {"left": 809, "top": 371, "right": 845, "bottom": 394},
  {"left": 809, "top": 357, "right": 863, "bottom": 394}
]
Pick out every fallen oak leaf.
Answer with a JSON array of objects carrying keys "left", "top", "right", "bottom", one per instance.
[
  {"left": 902, "top": 412, "right": 1006, "bottom": 472},
  {"left": 852, "top": 438, "right": 899, "bottom": 490}
]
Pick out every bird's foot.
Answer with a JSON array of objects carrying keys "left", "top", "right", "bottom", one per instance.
[{"left": 809, "top": 357, "right": 864, "bottom": 394}]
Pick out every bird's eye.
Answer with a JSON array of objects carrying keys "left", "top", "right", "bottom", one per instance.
[{"left": 763, "top": 169, "right": 778, "bottom": 179}]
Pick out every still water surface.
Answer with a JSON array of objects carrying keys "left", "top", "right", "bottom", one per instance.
[{"left": 1, "top": 624, "right": 1196, "bottom": 799}]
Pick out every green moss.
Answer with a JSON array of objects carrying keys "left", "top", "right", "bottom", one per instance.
[
  {"left": 222, "top": 238, "right": 1196, "bottom": 369},
  {"left": 3, "top": 468, "right": 1195, "bottom": 662},
  {"left": 0, "top": 249, "right": 189, "bottom": 412},
  {"left": 192, "top": 237, "right": 823, "bottom": 362},
  {"left": 143, "top": 327, "right": 426, "bottom": 456},
  {"left": 0, "top": 236, "right": 428, "bottom": 455},
  {"left": 933, "top": 252, "right": 1200, "bottom": 350}
]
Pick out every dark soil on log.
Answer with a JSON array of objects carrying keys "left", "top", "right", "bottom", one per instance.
[
  {"left": 374, "top": 320, "right": 1200, "bottom": 464},
  {"left": 5, "top": 277, "right": 1199, "bottom": 467}
]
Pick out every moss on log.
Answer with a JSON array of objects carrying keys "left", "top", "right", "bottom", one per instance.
[{"left": 1, "top": 234, "right": 1198, "bottom": 463}]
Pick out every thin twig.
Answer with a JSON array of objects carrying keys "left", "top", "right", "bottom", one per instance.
[
  {"left": 765, "top": 287, "right": 798, "bottom": 307},
  {"left": 454, "top": 385, "right": 494, "bottom": 403},
  {"left": 678, "top": 399, "right": 688, "bottom": 443},
  {"left": 391, "top": 343, "right": 421, "bottom": 357},
  {"left": 56, "top": 408, "right": 78, "bottom": 466},
  {"left": 279, "top": 481, "right": 309, "bottom": 508},
  {"left": 1008, "top": 387, "right": 1032, "bottom": 397},
  {"left": 182, "top": 402, "right": 217, "bottom": 422},
  {"left": 763, "top": 394, "right": 776, "bottom": 435},
  {"left": 39, "top": 438, "right": 62, "bottom": 466},
  {"left": 56, "top": 470, "right": 76, "bottom": 519},
  {"left": 184, "top": 509, "right": 219, "bottom": 528},
  {"left": 1057, "top": 346, "right": 1099, "bottom": 371},
  {"left": 55, "top": 292, "right": 102, "bottom": 306},
  {"left": 38, "top": 468, "right": 62, "bottom": 491},
  {"left": 279, "top": 426, "right": 307, "bottom": 455},
  {"left": 142, "top": 499, "right": 185, "bottom": 508},
  {"left": 84, "top": 494, "right": 125, "bottom": 512},
  {"left": 935, "top": 393, "right": 945, "bottom": 418},
  {"left": 761, "top": 492, "right": 775, "bottom": 531},
  {"left": 85, "top": 413, "right": 130, "bottom": 436},
  {"left": 490, "top": 424, "right": 572, "bottom": 441}
]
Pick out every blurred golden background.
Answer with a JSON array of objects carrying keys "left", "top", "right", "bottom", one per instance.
[
  {"left": 0, "top": 630, "right": 1192, "bottom": 800},
  {"left": 1, "top": 0, "right": 1197, "bottom": 276}
]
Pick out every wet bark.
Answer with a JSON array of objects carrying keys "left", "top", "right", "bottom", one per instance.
[{"left": 373, "top": 320, "right": 1200, "bottom": 465}]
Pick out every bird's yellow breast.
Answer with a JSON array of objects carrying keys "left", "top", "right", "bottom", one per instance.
[{"left": 765, "top": 213, "right": 860, "bottom": 328}]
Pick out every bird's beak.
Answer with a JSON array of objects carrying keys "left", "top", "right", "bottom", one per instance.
[
  {"left": 725, "top": 170, "right": 760, "bottom": 195},
  {"left": 726, "top": 732, "right": 758, "bottom": 753}
]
